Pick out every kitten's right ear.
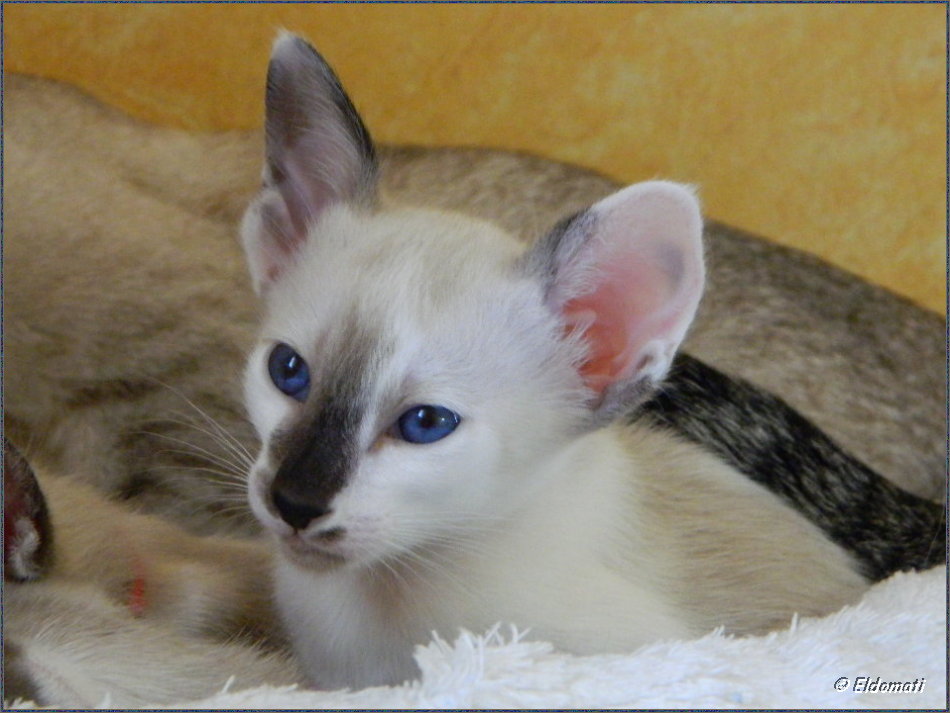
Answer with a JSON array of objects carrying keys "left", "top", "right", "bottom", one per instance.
[
  {"left": 523, "top": 181, "right": 705, "bottom": 422},
  {"left": 4, "top": 438, "right": 54, "bottom": 582},
  {"left": 241, "top": 33, "right": 379, "bottom": 294}
]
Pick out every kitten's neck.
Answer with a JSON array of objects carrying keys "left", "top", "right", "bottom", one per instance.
[{"left": 354, "top": 426, "right": 662, "bottom": 624}]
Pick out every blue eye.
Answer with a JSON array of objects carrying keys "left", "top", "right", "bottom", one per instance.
[
  {"left": 396, "top": 405, "right": 461, "bottom": 444},
  {"left": 267, "top": 343, "right": 310, "bottom": 401}
]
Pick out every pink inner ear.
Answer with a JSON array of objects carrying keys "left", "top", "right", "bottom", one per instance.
[
  {"left": 247, "top": 191, "right": 308, "bottom": 293},
  {"left": 563, "top": 251, "right": 674, "bottom": 395}
]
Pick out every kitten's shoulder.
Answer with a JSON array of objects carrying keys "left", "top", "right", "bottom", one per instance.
[{"left": 617, "top": 423, "right": 867, "bottom": 633}]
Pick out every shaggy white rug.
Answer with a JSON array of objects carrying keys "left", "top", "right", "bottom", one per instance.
[{"left": 167, "top": 566, "right": 946, "bottom": 710}]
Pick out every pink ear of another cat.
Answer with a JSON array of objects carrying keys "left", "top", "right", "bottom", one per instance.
[
  {"left": 561, "top": 181, "right": 705, "bottom": 396},
  {"left": 3, "top": 438, "right": 53, "bottom": 582}
]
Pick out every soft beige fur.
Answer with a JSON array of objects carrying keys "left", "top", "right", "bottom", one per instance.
[
  {"left": 4, "top": 583, "right": 299, "bottom": 707},
  {"left": 33, "top": 470, "right": 282, "bottom": 644},
  {"left": 3, "top": 457, "right": 302, "bottom": 707},
  {"left": 623, "top": 426, "right": 867, "bottom": 635}
]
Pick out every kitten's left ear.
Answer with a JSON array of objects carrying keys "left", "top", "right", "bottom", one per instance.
[
  {"left": 241, "top": 33, "right": 379, "bottom": 294},
  {"left": 524, "top": 180, "right": 705, "bottom": 420}
]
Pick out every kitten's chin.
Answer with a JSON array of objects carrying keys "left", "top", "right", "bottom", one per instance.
[{"left": 279, "top": 535, "right": 349, "bottom": 571}]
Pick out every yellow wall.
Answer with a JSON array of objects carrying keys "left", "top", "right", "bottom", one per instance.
[{"left": 5, "top": 4, "right": 944, "bottom": 312}]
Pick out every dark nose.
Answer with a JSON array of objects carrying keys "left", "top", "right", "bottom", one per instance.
[{"left": 271, "top": 486, "right": 331, "bottom": 531}]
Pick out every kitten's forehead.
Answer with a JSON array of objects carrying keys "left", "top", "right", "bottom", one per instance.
[
  {"left": 321, "top": 205, "right": 516, "bottom": 288},
  {"left": 269, "top": 205, "right": 528, "bottom": 340},
  {"left": 261, "top": 203, "right": 563, "bottom": 415}
]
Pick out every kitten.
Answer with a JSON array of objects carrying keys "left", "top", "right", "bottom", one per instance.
[
  {"left": 2, "top": 49, "right": 944, "bottom": 537},
  {"left": 239, "top": 35, "right": 942, "bottom": 689},
  {"left": 2, "top": 437, "right": 302, "bottom": 707}
]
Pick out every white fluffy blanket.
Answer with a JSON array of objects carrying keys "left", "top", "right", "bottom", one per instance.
[{"left": 164, "top": 566, "right": 946, "bottom": 710}]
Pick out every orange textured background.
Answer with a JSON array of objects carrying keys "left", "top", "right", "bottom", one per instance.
[{"left": 4, "top": 4, "right": 944, "bottom": 312}]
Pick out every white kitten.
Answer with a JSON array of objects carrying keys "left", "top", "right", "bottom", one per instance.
[{"left": 242, "top": 34, "right": 867, "bottom": 689}]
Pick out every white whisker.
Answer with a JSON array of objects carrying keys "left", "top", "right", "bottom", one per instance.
[
  {"left": 158, "top": 412, "right": 255, "bottom": 471},
  {"left": 132, "top": 431, "right": 248, "bottom": 478},
  {"left": 147, "top": 464, "right": 248, "bottom": 489},
  {"left": 148, "top": 379, "right": 255, "bottom": 454}
]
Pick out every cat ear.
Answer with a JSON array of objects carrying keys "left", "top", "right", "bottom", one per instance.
[
  {"left": 241, "top": 33, "right": 379, "bottom": 294},
  {"left": 524, "top": 181, "right": 705, "bottom": 419},
  {"left": 4, "top": 438, "right": 54, "bottom": 582}
]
